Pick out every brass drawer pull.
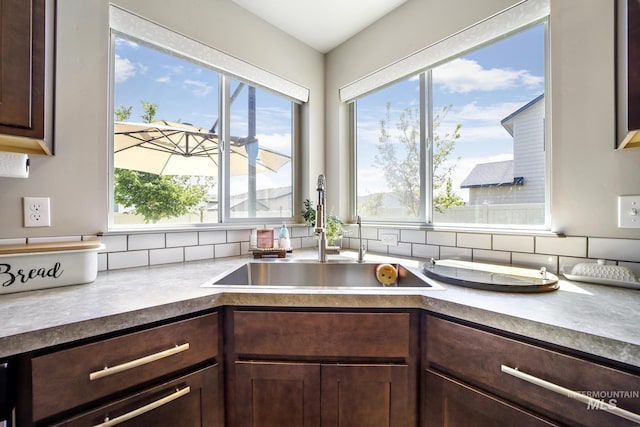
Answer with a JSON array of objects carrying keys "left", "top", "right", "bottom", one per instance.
[
  {"left": 89, "top": 343, "right": 190, "bottom": 381},
  {"left": 92, "top": 386, "right": 190, "bottom": 427},
  {"left": 501, "top": 365, "right": 640, "bottom": 424}
]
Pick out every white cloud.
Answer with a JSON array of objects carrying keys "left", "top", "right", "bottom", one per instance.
[
  {"left": 433, "top": 58, "right": 543, "bottom": 93},
  {"left": 456, "top": 101, "right": 526, "bottom": 122},
  {"left": 184, "top": 79, "right": 213, "bottom": 97},
  {"left": 155, "top": 76, "right": 171, "bottom": 83},
  {"left": 114, "top": 55, "right": 137, "bottom": 83}
]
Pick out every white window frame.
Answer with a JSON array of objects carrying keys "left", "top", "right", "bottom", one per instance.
[
  {"left": 108, "top": 5, "right": 306, "bottom": 229},
  {"left": 350, "top": 3, "right": 551, "bottom": 230}
]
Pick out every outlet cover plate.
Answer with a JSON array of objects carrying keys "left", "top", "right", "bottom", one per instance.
[
  {"left": 23, "top": 197, "right": 51, "bottom": 227},
  {"left": 618, "top": 195, "right": 640, "bottom": 228}
]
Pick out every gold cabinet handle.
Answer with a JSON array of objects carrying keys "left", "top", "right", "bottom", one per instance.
[
  {"left": 501, "top": 365, "right": 640, "bottom": 424},
  {"left": 89, "top": 343, "right": 190, "bottom": 381},
  {"left": 93, "top": 386, "right": 190, "bottom": 427}
]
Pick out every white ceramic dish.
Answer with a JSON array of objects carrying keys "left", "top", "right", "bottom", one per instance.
[{"left": 561, "top": 265, "right": 640, "bottom": 290}]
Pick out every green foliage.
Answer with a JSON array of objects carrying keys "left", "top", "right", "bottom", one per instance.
[
  {"left": 301, "top": 199, "right": 343, "bottom": 245},
  {"left": 373, "top": 103, "right": 464, "bottom": 216},
  {"left": 326, "top": 215, "right": 343, "bottom": 245},
  {"left": 114, "top": 104, "right": 132, "bottom": 121},
  {"left": 140, "top": 101, "right": 158, "bottom": 123},
  {"left": 114, "top": 169, "right": 213, "bottom": 223},
  {"left": 301, "top": 198, "right": 316, "bottom": 227}
]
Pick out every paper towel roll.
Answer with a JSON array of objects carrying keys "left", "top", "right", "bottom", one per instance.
[{"left": 0, "top": 152, "right": 29, "bottom": 178}]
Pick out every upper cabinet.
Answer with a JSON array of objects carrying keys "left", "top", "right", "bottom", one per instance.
[
  {"left": 0, "top": 0, "right": 54, "bottom": 155},
  {"left": 617, "top": 0, "right": 640, "bottom": 149}
]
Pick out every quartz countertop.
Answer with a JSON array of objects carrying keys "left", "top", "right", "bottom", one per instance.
[{"left": 1, "top": 250, "right": 639, "bottom": 369}]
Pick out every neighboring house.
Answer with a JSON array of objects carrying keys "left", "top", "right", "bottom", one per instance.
[{"left": 461, "top": 94, "right": 545, "bottom": 205}]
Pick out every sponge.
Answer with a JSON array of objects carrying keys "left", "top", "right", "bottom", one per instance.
[{"left": 376, "top": 263, "right": 398, "bottom": 286}]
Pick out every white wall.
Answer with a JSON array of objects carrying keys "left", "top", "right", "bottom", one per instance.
[
  {"left": 325, "top": 0, "right": 640, "bottom": 239},
  {"left": 0, "top": 0, "right": 324, "bottom": 239}
]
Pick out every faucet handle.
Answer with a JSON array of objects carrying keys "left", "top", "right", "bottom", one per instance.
[{"left": 356, "top": 215, "right": 362, "bottom": 225}]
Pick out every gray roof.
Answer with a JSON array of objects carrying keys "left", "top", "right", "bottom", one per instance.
[{"left": 460, "top": 160, "right": 524, "bottom": 188}]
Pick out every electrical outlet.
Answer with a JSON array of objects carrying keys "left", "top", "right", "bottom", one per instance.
[
  {"left": 23, "top": 197, "right": 51, "bottom": 227},
  {"left": 380, "top": 233, "right": 398, "bottom": 246}
]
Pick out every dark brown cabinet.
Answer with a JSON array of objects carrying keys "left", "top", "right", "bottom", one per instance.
[
  {"left": 17, "top": 312, "right": 223, "bottom": 426},
  {"left": 617, "top": 0, "right": 640, "bottom": 148},
  {"left": 423, "top": 314, "right": 640, "bottom": 427},
  {"left": 234, "top": 361, "right": 408, "bottom": 427},
  {"left": 424, "top": 370, "right": 556, "bottom": 427},
  {"left": 227, "top": 309, "right": 419, "bottom": 427},
  {"left": 0, "top": 0, "right": 54, "bottom": 154},
  {"left": 50, "top": 365, "right": 220, "bottom": 427}
]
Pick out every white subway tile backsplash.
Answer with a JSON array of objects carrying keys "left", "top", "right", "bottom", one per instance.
[
  {"left": 440, "top": 246, "right": 472, "bottom": 260},
  {"left": 457, "top": 233, "right": 491, "bottom": 249},
  {"left": 185, "top": 245, "right": 214, "bottom": 261},
  {"left": 97, "top": 253, "right": 107, "bottom": 271},
  {"left": 108, "top": 250, "right": 148, "bottom": 269},
  {"left": 51, "top": 228, "right": 640, "bottom": 274},
  {"left": 227, "top": 229, "right": 251, "bottom": 242},
  {"left": 166, "top": 232, "right": 198, "bottom": 248},
  {"left": 558, "top": 256, "right": 589, "bottom": 273},
  {"left": 215, "top": 242, "right": 241, "bottom": 258},
  {"left": 361, "top": 227, "right": 378, "bottom": 239},
  {"left": 472, "top": 249, "right": 510, "bottom": 264},
  {"left": 100, "top": 235, "right": 127, "bottom": 252},
  {"left": 427, "top": 231, "right": 456, "bottom": 247},
  {"left": 512, "top": 252, "right": 558, "bottom": 273},
  {"left": 536, "top": 236, "right": 586, "bottom": 257},
  {"left": 199, "top": 231, "right": 226, "bottom": 245},
  {"left": 401, "top": 229, "right": 426, "bottom": 244},
  {"left": 290, "top": 226, "right": 312, "bottom": 238},
  {"left": 368, "top": 240, "right": 389, "bottom": 254},
  {"left": 128, "top": 233, "right": 165, "bottom": 250},
  {"left": 389, "top": 242, "right": 412, "bottom": 257},
  {"left": 150, "top": 247, "right": 184, "bottom": 265},
  {"left": 412, "top": 244, "right": 439, "bottom": 260},
  {"left": 0, "top": 238, "right": 27, "bottom": 245},
  {"left": 493, "top": 235, "right": 534, "bottom": 253},
  {"left": 589, "top": 238, "right": 640, "bottom": 263}
]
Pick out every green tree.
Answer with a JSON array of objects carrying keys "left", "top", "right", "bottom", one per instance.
[
  {"left": 374, "top": 103, "right": 464, "bottom": 216},
  {"left": 114, "top": 101, "right": 215, "bottom": 223}
]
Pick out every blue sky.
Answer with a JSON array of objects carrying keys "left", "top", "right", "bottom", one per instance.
[
  {"left": 356, "top": 23, "right": 545, "bottom": 201},
  {"left": 113, "top": 35, "right": 293, "bottom": 195}
]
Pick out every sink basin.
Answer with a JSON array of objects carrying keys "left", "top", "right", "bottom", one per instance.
[{"left": 203, "top": 260, "right": 444, "bottom": 289}]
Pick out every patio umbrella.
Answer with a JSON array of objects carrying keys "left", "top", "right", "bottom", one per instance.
[{"left": 113, "top": 120, "right": 290, "bottom": 177}]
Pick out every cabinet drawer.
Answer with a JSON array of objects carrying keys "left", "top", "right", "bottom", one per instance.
[
  {"left": 234, "top": 311, "right": 410, "bottom": 358},
  {"left": 426, "top": 315, "right": 640, "bottom": 427},
  {"left": 424, "top": 370, "right": 556, "bottom": 427},
  {"left": 32, "top": 312, "right": 218, "bottom": 421},
  {"left": 51, "top": 364, "right": 222, "bottom": 427}
]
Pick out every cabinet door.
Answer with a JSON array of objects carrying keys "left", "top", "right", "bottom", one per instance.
[
  {"left": 424, "top": 370, "right": 557, "bottom": 427},
  {"left": 51, "top": 365, "right": 222, "bottom": 427},
  {"left": 235, "top": 361, "right": 321, "bottom": 427},
  {"left": 321, "top": 364, "right": 409, "bottom": 427},
  {"left": 0, "top": 0, "right": 46, "bottom": 138}
]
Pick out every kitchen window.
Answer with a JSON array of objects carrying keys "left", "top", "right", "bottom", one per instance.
[
  {"left": 108, "top": 6, "right": 305, "bottom": 229},
  {"left": 353, "top": 17, "right": 549, "bottom": 228}
]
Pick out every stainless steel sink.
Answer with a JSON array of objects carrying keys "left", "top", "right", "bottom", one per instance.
[{"left": 204, "top": 260, "right": 444, "bottom": 289}]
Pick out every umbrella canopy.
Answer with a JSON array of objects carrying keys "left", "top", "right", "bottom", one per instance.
[{"left": 113, "top": 120, "right": 290, "bottom": 177}]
